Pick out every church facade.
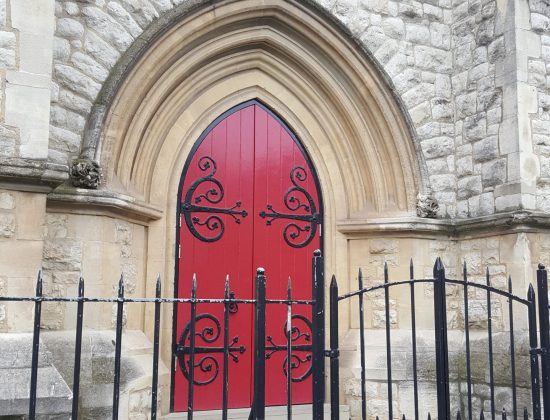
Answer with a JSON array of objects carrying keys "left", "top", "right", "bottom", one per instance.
[{"left": 1, "top": 0, "right": 550, "bottom": 417}]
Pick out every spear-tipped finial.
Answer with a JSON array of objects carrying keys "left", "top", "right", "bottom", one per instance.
[
  {"left": 427, "top": 413, "right": 431, "bottom": 420},
  {"left": 192, "top": 273, "right": 197, "bottom": 297},
  {"left": 330, "top": 274, "right": 338, "bottom": 288},
  {"left": 508, "top": 276, "right": 512, "bottom": 293},
  {"left": 36, "top": 270, "right": 43, "bottom": 296},
  {"left": 118, "top": 274, "right": 124, "bottom": 297},
  {"left": 523, "top": 407, "right": 528, "bottom": 420},
  {"left": 528, "top": 283, "right": 535, "bottom": 300},
  {"left": 155, "top": 274, "right": 161, "bottom": 297},
  {"left": 457, "top": 411, "right": 462, "bottom": 420},
  {"left": 480, "top": 410, "right": 485, "bottom": 420},
  {"left": 78, "top": 274, "right": 84, "bottom": 296}
]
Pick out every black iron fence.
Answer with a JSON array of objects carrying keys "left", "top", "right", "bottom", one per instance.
[
  {"left": 3, "top": 252, "right": 550, "bottom": 419},
  {"left": 328, "top": 259, "right": 550, "bottom": 420},
  {"left": 0, "top": 253, "right": 326, "bottom": 420}
]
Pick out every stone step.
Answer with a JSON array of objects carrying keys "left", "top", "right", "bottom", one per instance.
[{"left": 162, "top": 404, "right": 350, "bottom": 419}]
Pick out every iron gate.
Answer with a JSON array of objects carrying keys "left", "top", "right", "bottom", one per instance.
[
  {"left": 3, "top": 251, "right": 550, "bottom": 419},
  {"left": 328, "top": 258, "right": 550, "bottom": 420}
]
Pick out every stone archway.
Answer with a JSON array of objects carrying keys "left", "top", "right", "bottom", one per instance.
[{"left": 50, "top": 0, "right": 425, "bottom": 413}]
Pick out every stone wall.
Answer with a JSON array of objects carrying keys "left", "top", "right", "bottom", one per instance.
[
  {"left": 42, "top": 212, "right": 146, "bottom": 330},
  {"left": 0, "top": 0, "right": 55, "bottom": 161},
  {"left": 0, "top": 189, "right": 47, "bottom": 332},
  {"left": 528, "top": 0, "right": 550, "bottom": 212},
  {"left": 45, "top": 0, "right": 529, "bottom": 219}
]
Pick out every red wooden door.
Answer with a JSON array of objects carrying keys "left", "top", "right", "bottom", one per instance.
[{"left": 173, "top": 101, "right": 322, "bottom": 412}]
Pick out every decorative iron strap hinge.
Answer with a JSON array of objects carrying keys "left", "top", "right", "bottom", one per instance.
[
  {"left": 259, "top": 166, "right": 320, "bottom": 248},
  {"left": 181, "top": 156, "right": 248, "bottom": 242}
]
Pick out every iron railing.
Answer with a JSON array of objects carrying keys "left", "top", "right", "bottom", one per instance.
[
  {"left": 329, "top": 259, "right": 550, "bottom": 420},
  {"left": 4, "top": 253, "right": 550, "bottom": 419},
  {"left": 0, "top": 252, "right": 326, "bottom": 420}
]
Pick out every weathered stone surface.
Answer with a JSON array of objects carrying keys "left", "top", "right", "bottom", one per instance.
[
  {"left": 0, "top": 125, "right": 17, "bottom": 157},
  {"left": 421, "top": 136, "right": 454, "bottom": 159},
  {"left": 56, "top": 18, "right": 84, "bottom": 39},
  {"left": 54, "top": 64, "right": 101, "bottom": 101},
  {"left": 0, "top": 192, "right": 15, "bottom": 210},
  {"left": 0, "top": 213, "right": 15, "bottom": 237},
  {"left": 43, "top": 239, "right": 82, "bottom": 271},
  {"left": 82, "top": 7, "right": 134, "bottom": 52},
  {"left": 83, "top": 30, "right": 120, "bottom": 68},
  {"left": 482, "top": 159, "right": 507, "bottom": 187},
  {"left": 71, "top": 51, "right": 109, "bottom": 82},
  {"left": 457, "top": 175, "right": 482, "bottom": 199},
  {"left": 53, "top": 36, "right": 70, "bottom": 61},
  {"left": 473, "top": 136, "right": 499, "bottom": 162}
]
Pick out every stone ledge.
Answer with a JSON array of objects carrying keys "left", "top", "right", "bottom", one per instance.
[
  {"left": 47, "top": 185, "right": 163, "bottom": 224},
  {"left": 0, "top": 157, "right": 68, "bottom": 192},
  {"left": 337, "top": 211, "right": 550, "bottom": 237}
]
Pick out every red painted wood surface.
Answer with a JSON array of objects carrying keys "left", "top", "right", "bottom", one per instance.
[{"left": 174, "top": 103, "right": 321, "bottom": 412}]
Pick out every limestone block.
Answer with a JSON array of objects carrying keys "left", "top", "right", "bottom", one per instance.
[
  {"left": 456, "top": 92, "right": 477, "bottom": 118},
  {"left": 11, "top": 0, "right": 55, "bottom": 34},
  {"left": 0, "top": 214, "right": 15, "bottom": 238},
  {"left": 420, "top": 136, "right": 454, "bottom": 159},
  {"left": 0, "top": 192, "right": 14, "bottom": 210},
  {"left": 5, "top": 72, "right": 51, "bottom": 159},
  {"left": 43, "top": 239, "right": 82, "bottom": 271},
  {"left": 457, "top": 175, "right": 482, "bottom": 199},
  {"left": 82, "top": 7, "right": 134, "bottom": 52},
  {"left": 464, "top": 114, "right": 487, "bottom": 142},
  {"left": 406, "top": 23, "right": 430, "bottom": 45},
  {"left": 473, "top": 136, "right": 499, "bottom": 163},
  {"left": 106, "top": 1, "right": 143, "bottom": 38},
  {"left": 369, "top": 239, "right": 397, "bottom": 255},
  {"left": 54, "top": 64, "right": 101, "bottom": 101},
  {"left": 56, "top": 17, "right": 84, "bottom": 39},
  {"left": 0, "top": 125, "right": 17, "bottom": 157},
  {"left": 50, "top": 104, "right": 86, "bottom": 133},
  {"left": 49, "top": 124, "right": 82, "bottom": 154},
  {"left": 481, "top": 159, "right": 507, "bottom": 186},
  {"left": 53, "top": 36, "right": 70, "bottom": 61},
  {"left": 84, "top": 30, "right": 121, "bottom": 68},
  {"left": 65, "top": 2, "right": 80, "bottom": 16}
]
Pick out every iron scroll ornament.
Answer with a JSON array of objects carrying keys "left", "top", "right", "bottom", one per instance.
[
  {"left": 259, "top": 166, "right": 320, "bottom": 248},
  {"left": 175, "top": 313, "right": 246, "bottom": 386},
  {"left": 181, "top": 156, "right": 248, "bottom": 242},
  {"left": 265, "top": 314, "right": 313, "bottom": 382}
]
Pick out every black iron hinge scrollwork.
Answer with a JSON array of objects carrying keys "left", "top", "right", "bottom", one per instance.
[
  {"left": 265, "top": 314, "right": 313, "bottom": 382},
  {"left": 259, "top": 166, "right": 320, "bottom": 248},
  {"left": 181, "top": 156, "right": 248, "bottom": 242},
  {"left": 176, "top": 313, "right": 246, "bottom": 386}
]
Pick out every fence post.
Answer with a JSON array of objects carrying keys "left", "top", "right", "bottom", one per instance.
[
  {"left": 253, "top": 268, "right": 266, "bottom": 420},
  {"left": 433, "top": 257, "right": 450, "bottom": 420},
  {"left": 329, "top": 275, "right": 339, "bottom": 420},
  {"left": 312, "top": 250, "right": 325, "bottom": 420},
  {"left": 537, "top": 264, "right": 550, "bottom": 418},
  {"left": 29, "top": 271, "right": 43, "bottom": 420},
  {"left": 527, "top": 284, "right": 541, "bottom": 420}
]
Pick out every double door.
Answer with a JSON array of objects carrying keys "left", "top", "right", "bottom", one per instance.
[{"left": 173, "top": 101, "right": 322, "bottom": 412}]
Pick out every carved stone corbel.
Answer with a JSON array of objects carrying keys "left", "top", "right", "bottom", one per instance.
[
  {"left": 70, "top": 158, "right": 102, "bottom": 189},
  {"left": 416, "top": 193, "right": 439, "bottom": 218}
]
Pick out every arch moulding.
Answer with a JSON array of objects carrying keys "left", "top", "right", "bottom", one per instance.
[{"left": 47, "top": 0, "right": 425, "bottom": 356}]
